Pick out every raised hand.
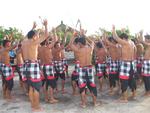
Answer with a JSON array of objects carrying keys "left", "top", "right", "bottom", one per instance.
[
  {"left": 139, "top": 30, "right": 143, "bottom": 36},
  {"left": 138, "top": 30, "right": 144, "bottom": 42},
  {"left": 121, "top": 28, "right": 125, "bottom": 33},
  {"left": 112, "top": 25, "right": 115, "bottom": 32},
  {"left": 32, "top": 21, "right": 37, "bottom": 30},
  {"left": 43, "top": 19, "right": 48, "bottom": 27}
]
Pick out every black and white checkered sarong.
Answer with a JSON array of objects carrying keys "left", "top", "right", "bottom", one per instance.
[
  {"left": 78, "top": 66, "right": 96, "bottom": 88},
  {"left": 23, "top": 61, "right": 41, "bottom": 82},
  {"left": 109, "top": 60, "right": 118, "bottom": 74},
  {"left": 119, "top": 61, "right": 136, "bottom": 80},
  {"left": 95, "top": 62, "right": 106, "bottom": 77},
  {"left": 136, "top": 56, "right": 143, "bottom": 67},
  {"left": 43, "top": 64, "right": 55, "bottom": 80},
  {"left": 1, "top": 64, "right": 14, "bottom": 81},
  {"left": 142, "top": 60, "right": 150, "bottom": 76},
  {"left": 53, "top": 60, "right": 65, "bottom": 74}
]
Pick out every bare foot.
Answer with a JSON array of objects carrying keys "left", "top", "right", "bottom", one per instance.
[
  {"left": 117, "top": 98, "right": 128, "bottom": 103},
  {"left": 32, "top": 107, "right": 44, "bottom": 112},
  {"left": 109, "top": 90, "right": 115, "bottom": 96},
  {"left": 94, "top": 102, "right": 101, "bottom": 107},
  {"left": 80, "top": 103, "right": 86, "bottom": 108},
  {"left": 49, "top": 99, "right": 59, "bottom": 104}
]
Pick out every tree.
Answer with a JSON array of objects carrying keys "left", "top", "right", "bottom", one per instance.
[
  {"left": 95, "top": 27, "right": 135, "bottom": 39},
  {"left": 0, "top": 26, "right": 23, "bottom": 45}
]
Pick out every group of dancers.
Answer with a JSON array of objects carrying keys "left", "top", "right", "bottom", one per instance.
[{"left": 0, "top": 20, "right": 150, "bottom": 111}]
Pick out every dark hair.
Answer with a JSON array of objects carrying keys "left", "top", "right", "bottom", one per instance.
[
  {"left": 119, "top": 33, "right": 128, "bottom": 40},
  {"left": 78, "top": 36, "right": 86, "bottom": 45},
  {"left": 40, "top": 39, "right": 47, "bottom": 46},
  {"left": 3, "top": 40, "right": 11, "bottom": 47},
  {"left": 108, "top": 36, "right": 117, "bottom": 43},
  {"left": 96, "top": 41, "right": 103, "bottom": 48},
  {"left": 131, "top": 38, "right": 137, "bottom": 44},
  {"left": 144, "top": 34, "right": 150, "bottom": 39},
  {"left": 54, "top": 41, "right": 60, "bottom": 48},
  {"left": 74, "top": 37, "right": 79, "bottom": 44},
  {"left": 27, "top": 30, "right": 36, "bottom": 39}
]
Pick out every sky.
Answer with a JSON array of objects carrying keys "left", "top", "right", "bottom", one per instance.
[{"left": 0, "top": 0, "right": 150, "bottom": 35}]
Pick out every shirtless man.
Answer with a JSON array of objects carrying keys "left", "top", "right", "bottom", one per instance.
[
  {"left": 94, "top": 41, "right": 107, "bottom": 92},
  {"left": 52, "top": 40, "right": 66, "bottom": 93},
  {"left": 103, "top": 34, "right": 120, "bottom": 95},
  {"left": 60, "top": 33, "right": 69, "bottom": 78},
  {"left": 38, "top": 31, "right": 59, "bottom": 103},
  {"left": 70, "top": 33, "right": 99, "bottom": 108},
  {"left": 112, "top": 25, "right": 137, "bottom": 102},
  {"left": 16, "top": 43, "right": 27, "bottom": 92},
  {"left": 21, "top": 20, "right": 48, "bottom": 112},
  {"left": 133, "top": 38, "right": 144, "bottom": 84},
  {"left": 68, "top": 33, "right": 80, "bottom": 95},
  {"left": 138, "top": 31, "right": 150, "bottom": 96},
  {"left": 1, "top": 40, "right": 17, "bottom": 100}
]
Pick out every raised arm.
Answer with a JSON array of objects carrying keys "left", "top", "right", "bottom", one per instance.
[
  {"left": 48, "top": 33, "right": 58, "bottom": 49},
  {"left": 102, "top": 32, "right": 116, "bottom": 47},
  {"left": 32, "top": 22, "right": 36, "bottom": 30},
  {"left": 112, "top": 25, "right": 127, "bottom": 45},
  {"left": 36, "top": 19, "right": 48, "bottom": 44},
  {"left": 138, "top": 30, "right": 150, "bottom": 46},
  {"left": 69, "top": 32, "right": 79, "bottom": 52},
  {"left": 86, "top": 37, "right": 94, "bottom": 50}
]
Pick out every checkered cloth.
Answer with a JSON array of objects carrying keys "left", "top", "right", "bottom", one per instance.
[
  {"left": 43, "top": 64, "right": 55, "bottom": 80},
  {"left": 23, "top": 60, "right": 41, "bottom": 82},
  {"left": 53, "top": 60, "right": 65, "bottom": 74},
  {"left": 62, "top": 59, "right": 68, "bottom": 72},
  {"left": 62, "top": 59, "right": 68, "bottom": 66},
  {"left": 40, "top": 65, "right": 45, "bottom": 80},
  {"left": 72, "top": 61, "right": 80, "bottom": 75},
  {"left": 17, "top": 64, "right": 24, "bottom": 75},
  {"left": 78, "top": 66, "right": 96, "bottom": 88},
  {"left": 95, "top": 62, "right": 106, "bottom": 77},
  {"left": 1, "top": 64, "right": 14, "bottom": 81},
  {"left": 136, "top": 56, "right": 143, "bottom": 67},
  {"left": 109, "top": 60, "right": 118, "bottom": 74},
  {"left": 142, "top": 60, "right": 150, "bottom": 76},
  {"left": 119, "top": 61, "right": 136, "bottom": 80},
  {"left": 0, "top": 63, "right": 4, "bottom": 75},
  {"left": 106, "top": 56, "right": 112, "bottom": 66}
]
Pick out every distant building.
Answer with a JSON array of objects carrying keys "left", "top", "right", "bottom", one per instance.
[{"left": 55, "top": 21, "right": 74, "bottom": 33}]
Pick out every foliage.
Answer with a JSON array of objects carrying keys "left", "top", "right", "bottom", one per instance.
[
  {"left": 95, "top": 27, "right": 135, "bottom": 39},
  {"left": 0, "top": 26, "right": 23, "bottom": 45}
]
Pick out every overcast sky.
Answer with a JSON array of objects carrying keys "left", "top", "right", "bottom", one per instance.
[{"left": 0, "top": 0, "right": 149, "bottom": 35}]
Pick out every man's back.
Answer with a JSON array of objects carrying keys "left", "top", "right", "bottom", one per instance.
[
  {"left": 78, "top": 46, "right": 92, "bottom": 67},
  {"left": 22, "top": 39, "right": 38, "bottom": 61},
  {"left": 136, "top": 43, "right": 144, "bottom": 57},
  {"left": 39, "top": 46, "right": 53, "bottom": 64},
  {"left": 121, "top": 40, "right": 135, "bottom": 61}
]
